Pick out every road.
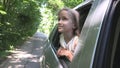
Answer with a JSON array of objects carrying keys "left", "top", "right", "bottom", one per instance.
[{"left": 0, "top": 32, "right": 47, "bottom": 68}]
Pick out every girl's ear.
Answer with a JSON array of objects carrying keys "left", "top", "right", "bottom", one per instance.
[{"left": 72, "top": 24, "right": 76, "bottom": 29}]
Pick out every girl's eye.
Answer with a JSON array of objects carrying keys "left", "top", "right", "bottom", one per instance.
[
  {"left": 62, "top": 17, "right": 67, "bottom": 20},
  {"left": 58, "top": 17, "right": 68, "bottom": 21},
  {"left": 58, "top": 18, "right": 60, "bottom": 21}
]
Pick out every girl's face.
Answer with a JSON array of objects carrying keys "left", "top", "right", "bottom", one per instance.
[{"left": 58, "top": 10, "right": 75, "bottom": 33}]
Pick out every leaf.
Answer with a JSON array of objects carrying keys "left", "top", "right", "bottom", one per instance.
[{"left": 0, "top": 10, "right": 7, "bottom": 15}]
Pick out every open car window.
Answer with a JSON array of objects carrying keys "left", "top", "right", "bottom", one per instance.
[{"left": 49, "top": 0, "right": 93, "bottom": 52}]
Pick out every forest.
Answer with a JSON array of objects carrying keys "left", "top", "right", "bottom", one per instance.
[{"left": 0, "top": 0, "right": 83, "bottom": 60}]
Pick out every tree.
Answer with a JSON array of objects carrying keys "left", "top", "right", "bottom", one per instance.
[
  {"left": 0, "top": 0, "right": 84, "bottom": 50},
  {"left": 63, "top": 0, "right": 83, "bottom": 8},
  {"left": 0, "top": 0, "right": 41, "bottom": 50}
]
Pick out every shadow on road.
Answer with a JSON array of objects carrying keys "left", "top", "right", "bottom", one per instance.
[{"left": 0, "top": 32, "right": 47, "bottom": 68}]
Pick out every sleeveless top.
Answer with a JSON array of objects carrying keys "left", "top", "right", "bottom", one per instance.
[{"left": 60, "top": 34, "right": 78, "bottom": 52}]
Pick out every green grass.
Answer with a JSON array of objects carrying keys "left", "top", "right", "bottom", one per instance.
[{"left": 0, "top": 50, "right": 12, "bottom": 64}]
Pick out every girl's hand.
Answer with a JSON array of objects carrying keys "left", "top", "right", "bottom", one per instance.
[{"left": 57, "top": 47, "right": 73, "bottom": 61}]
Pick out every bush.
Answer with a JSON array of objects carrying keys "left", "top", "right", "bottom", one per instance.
[{"left": 0, "top": 0, "right": 41, "bottom": 50}]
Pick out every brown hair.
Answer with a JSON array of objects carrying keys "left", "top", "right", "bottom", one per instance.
[{"left": 58, "top": 8, "right": 80, "bottom": 35}]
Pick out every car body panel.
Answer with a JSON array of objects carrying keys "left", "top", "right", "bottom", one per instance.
[{"left": 40, "top": 40, "right": 63, "bottom": 68}]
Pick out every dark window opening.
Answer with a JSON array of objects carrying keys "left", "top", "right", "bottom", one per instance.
[{"left": 76, "top": 3, "right": 92, "bottom": 33}]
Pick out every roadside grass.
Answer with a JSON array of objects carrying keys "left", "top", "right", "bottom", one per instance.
[
  {"left": 0, "top": 37, "right": 28, "bottom": 65},
  {"left": 0, "top": 50, "right": 12, "bottom": 64}
]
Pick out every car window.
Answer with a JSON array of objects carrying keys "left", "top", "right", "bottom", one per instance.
[
  {"left": 74, "top": 0, "right": 93, "bottom": 32},
  {"left": 49, "top": 25, "right": 60, "bottom": 51},
  {"left": 49, "top": 1, "right": 93, "bottom": 52}
]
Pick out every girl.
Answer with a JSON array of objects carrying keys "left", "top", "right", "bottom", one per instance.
[{"left": 57, "top": 8, "right": 80, "bottom": 63}]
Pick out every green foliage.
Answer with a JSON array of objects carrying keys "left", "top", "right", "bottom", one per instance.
[
  {"left": 63, "top": 0, "right": 84, "bottom": 8},
  {"left": 38, "top": 0, "right": 64, "bottom": 35},
  {"left": 47, "top": 0, "right": 64, "bottom": 12},
  {"left": 39, "top": 7, "right": 55, "bottom": 34},
  {"left": 0, "top": 0, "right": 41, "bottom": 51}
]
